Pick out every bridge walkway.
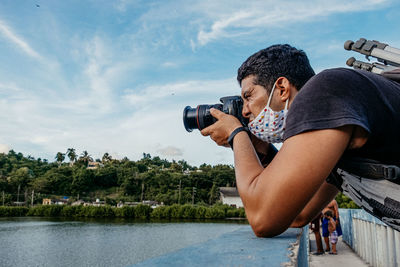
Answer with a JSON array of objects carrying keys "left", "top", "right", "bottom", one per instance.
[{"left": 309, "top": 230, "right": 369, "bottom": 267}]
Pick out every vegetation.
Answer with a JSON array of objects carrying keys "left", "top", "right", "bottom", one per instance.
[
  {"left": 335, "top": 192, "right": 359, "bottom": 209},
  {"left": 0, "top": 150, "right": 236, "bottom": 206},
  {"left": 0, "top": 149, "right": 358, "bottom": 214},
  {"left": 0, "top": 204, "right": 246, "bottom": 219}
]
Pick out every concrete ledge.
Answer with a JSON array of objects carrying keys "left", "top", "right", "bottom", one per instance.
[{"left": 132, "top": 225, "right": 307, "bottom": 267}]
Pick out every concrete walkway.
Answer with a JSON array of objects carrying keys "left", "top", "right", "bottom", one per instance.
[{"left": 309, "top": 231, "right": 370, "bottom": 267}]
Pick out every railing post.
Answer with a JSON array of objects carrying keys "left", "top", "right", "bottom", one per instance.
[
  {"left": 368, "top": 221, "right": 373, "bottom": 265},
  {"left": 362, "top": 220, "right": 368, "bottom": 262},
  {"left": 371, "top": 221, "right": 377, "bottom": 266},
  {"left": 394, "top": 229, "right": 400, "bottom": 267},
  {"left": 376, "top": 224, "right": 385, "bottom": 267},
  {"left": 387, "top": 227, "right": 395, "bottom": 267}
]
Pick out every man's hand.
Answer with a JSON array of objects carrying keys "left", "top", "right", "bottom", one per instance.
[{"left": 200, "top": 108, "right": 242, "bottom": 147}]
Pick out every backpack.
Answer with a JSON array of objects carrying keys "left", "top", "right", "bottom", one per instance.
[
  {"left": 340, "top": 38, "right": 400, "bottom": 231},
  {"left": 327, "top": 157, "right": 400, "bottom": 232}
]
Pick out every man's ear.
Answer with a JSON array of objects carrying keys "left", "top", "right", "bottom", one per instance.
[{"left": 275, "top": 77, "right": 292, "bottom": 101}]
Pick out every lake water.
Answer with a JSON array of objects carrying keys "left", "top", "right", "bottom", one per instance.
[{"left": 0, "top": 217, "right": 247, "bottom": 267}]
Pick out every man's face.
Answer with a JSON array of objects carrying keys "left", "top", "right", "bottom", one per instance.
[{"left": 240, "top": 75, "right": 270, "bottom": 122}]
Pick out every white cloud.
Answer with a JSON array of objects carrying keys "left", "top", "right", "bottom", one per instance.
[
  {"left": 0, "top": 82, "right": 22, "bottom": 93},
  {"left": 162, "top": 62, "right": 178, "bottom": 68},
  {"left": 0, "top": 74, "right": 241, "bottom": 166},
  {"left": 156, "top": 146, "right": 183, "bottom": 157},
  {"left": 194, "top": 0, "right": 390, "bottom": 46},
  {"left": 0, "top": 144, "right": 10, "bottom": 154},
  {"left": 0, "top": 20, "right": 42, "bottom": 60},
  {"left": 197, "top": 11, "right": 251, "bottom": 46},
  {"left": 113, "top": 0, "right": 129, "bottom": 12},
  {"left": 123, "top": 77, "right": 238, "bottom": 108}
]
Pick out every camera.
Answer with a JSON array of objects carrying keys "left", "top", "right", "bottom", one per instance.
[{"left": 183, "top": 95, "right": 249, "bottom": 132}]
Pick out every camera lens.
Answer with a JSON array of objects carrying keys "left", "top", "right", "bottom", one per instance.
[
  {"left": 183, "top": 106, "right": 197, "bottom": 132},
  {"left": 183, "top": 104, "right": 222, "bottom": 132}
]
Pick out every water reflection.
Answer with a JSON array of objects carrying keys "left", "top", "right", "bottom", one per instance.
[{"left": 0, "top": 217, "right": 247, "bottom": 267}]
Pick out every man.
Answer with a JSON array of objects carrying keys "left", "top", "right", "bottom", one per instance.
[
  {"left": 201, "top": 44, "right": 400, "bottom": 237},
  {"left": 321, "top": 199, "right": 342, "bottom": 252},
  {"left": 310, "top": 213, "right": 324, "bottom": 255}
]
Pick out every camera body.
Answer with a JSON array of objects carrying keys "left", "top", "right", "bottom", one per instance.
[{"left": 183, "top": 95, "right": 249, "bottom": 132}]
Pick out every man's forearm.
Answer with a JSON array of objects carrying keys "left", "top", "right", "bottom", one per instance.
[{"left": 233, "top": 132, "right": 264, "bottom": 191}]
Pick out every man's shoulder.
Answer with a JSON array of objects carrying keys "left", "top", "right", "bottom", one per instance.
[
  {"left": 313, "top": 67, "right": 364, "bottom": 81},
  {"left": 313, "top": 67, "right": 394, "bottom": 85},
  {"left": 296, "top": 68, "right": 357, "bottom": 97},
  {"left": 299, "top": 67, "right": 386, "bottom": 95}
]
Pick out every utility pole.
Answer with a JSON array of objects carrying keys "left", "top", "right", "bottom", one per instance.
[
  {"left": 141, "top": 182, "right": 144, "bottom": 202},
  {"left": 31, "top": 190, "right": 34, "bottom": 206},
  {"left": 178, "top": 179, "right": 181, "bottom": 204},
  {"left": 192, "top": 187, "right": 196, "bottom": 205},
  {"left": 17, "top": 184, "right": 20, "bottom": 203}
]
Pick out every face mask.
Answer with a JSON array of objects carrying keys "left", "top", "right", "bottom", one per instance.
[{"left": 247, "top": 82, "right": 289, "bottom": 143}]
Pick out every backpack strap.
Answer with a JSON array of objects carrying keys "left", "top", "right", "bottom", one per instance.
[
  {"left": 337, "top": 156, "right": 400, "bottom": 182},
  {"left": 336, "top": 168, "right": 400, "bottom": 231}
]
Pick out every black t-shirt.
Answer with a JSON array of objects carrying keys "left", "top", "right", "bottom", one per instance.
[{"left": 283, "top": 68, "right": 400, "bottom": 164}]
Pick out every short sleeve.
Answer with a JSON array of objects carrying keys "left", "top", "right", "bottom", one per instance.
[{"left": 283, "top": 68, "right": 372, "bottom": 141}]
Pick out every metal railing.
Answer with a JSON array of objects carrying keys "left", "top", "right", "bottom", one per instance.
[{"left": 340, "top": 209, "right": 400, "bottom": 267}]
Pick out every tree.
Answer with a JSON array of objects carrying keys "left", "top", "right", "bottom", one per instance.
[
  {"left": 71, "top": 168, "right": 94, "bottom": 194},
  {"left": 55, "top": 152, "right": 65, "bottom": 168},
  {"left": 9, "top": 167, "right": 32, "bottom": 192},
  {"left": 78, "top": 150, "right": 93, "bottom": 167},
  {"left": 66, "top": 148, "right": 77, "bottom": 166},
  {"left": 208, "top": 183, "right": 219, "bottom": 204},
  {"left": 31, "top": 167, "right": 73, "bottom": 194},
  {"left": 102, "top": 152, "right": 112, "bottom": 164}
]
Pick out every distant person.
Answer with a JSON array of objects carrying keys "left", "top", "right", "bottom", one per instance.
[
  {"left": 322, "top": 199, "right": 342, "bottom": 251},
  {"left": 324, "top": 210, "right": 338, "bottom": 255},
  {"left": 310, "top": 213, "right": 324, "bottom": 255}
]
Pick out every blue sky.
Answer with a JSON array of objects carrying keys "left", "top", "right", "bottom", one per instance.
[{"left": 0, "top": 0, "right": 399, "bottom": 166}]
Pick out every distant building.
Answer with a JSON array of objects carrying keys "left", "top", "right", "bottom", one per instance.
[
  {"left": 219, "top": 187, "right": 243, "bottom": 208},
  {"left": 92, "top": 198, "right": 106, "bottom": 207},
  {"left": 87, "top": 161, "right": 104, "bottom": 170},
  {"left": 42, "top": 198, "right": 68, "bottom": 205},
  {"left": 42, "top": 198, "right": 52, "bottom": 205},
  {"left": 142, "top": 200, "right": 159, "bottom": 208},
  {"left": 117, "top": 200, "right": 161, "bottom": 208},
  {"left": 71, "top": 200, "right": 85, "bottom": 206},
  {"left": 117, "top": 201, "right": 124, "bottom": 208},
  {"left": 54, "top": 199, "right": 68, "bottom": 205}
]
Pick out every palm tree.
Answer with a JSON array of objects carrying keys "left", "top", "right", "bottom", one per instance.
[
  {"left": 55, "top": 152, "right": 65, "bottom": 168},
  {"left": 102, "top": 152, "right": 112, "bottom": 163},
  {"left": 66, "top": 148, "right": 77, "bottom": 166},
  {"left": 79, "top": 150, "right": 93, "bottom": 167}
]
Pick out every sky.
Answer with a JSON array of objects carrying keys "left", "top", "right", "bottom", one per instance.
[{"left": 0, "top": 0, "right": 399, "bottom": 166}]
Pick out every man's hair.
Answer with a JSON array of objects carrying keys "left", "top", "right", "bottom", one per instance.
[
  {"left": 237, "top": 44, "right": 315, "bottom": 92},
  {"left": 325, "top": 210, "right": 333, "bottom": 218}
]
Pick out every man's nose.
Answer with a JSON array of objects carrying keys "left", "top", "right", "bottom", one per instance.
[{"left": 242, "top": 104, "right": 251, "bottom": 118}]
